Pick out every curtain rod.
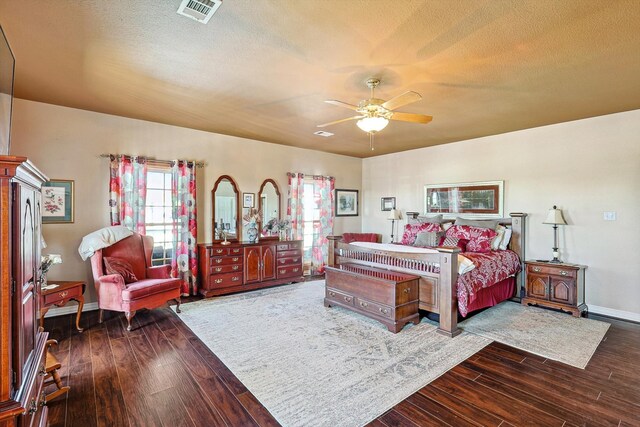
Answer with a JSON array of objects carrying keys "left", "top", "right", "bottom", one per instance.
[
  {"left": 287, "top": 172, "right": 335, "bottom": 180},
  {"left": 99, "top": 154, "right": 205, "bottom": 168}
]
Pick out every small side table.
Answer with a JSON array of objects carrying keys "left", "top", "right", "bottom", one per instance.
[
  {"left": 40, "top": 281, "right": 86, "bottom": 332},
  {"left": 522, "top": 261, "right": 587, "bottom": 317}
]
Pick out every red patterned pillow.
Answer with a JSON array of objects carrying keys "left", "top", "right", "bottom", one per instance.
[
  {"left": 438, "top": 236, "right": 469, "bottom": 252},
  {"left": 103, "top": 257, "right": 138, "bottom": 284},
  {"left": 401, "top": 222, "right": 441, "bottom": 245},
  {"left": 445, "top": 225, "right": 497, "bottom": 253}
]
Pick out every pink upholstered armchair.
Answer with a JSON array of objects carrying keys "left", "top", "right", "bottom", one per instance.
[{"left": 90, "top": 232, "right": 182, "bottom": 331}]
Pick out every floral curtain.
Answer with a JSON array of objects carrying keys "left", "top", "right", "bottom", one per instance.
[
  {"left": 310, "top": 175, "right": 335, "bottom": 274},
  {"left": 171, "top": 160, "right": 198, "bottom": 295},
  {"left": 109, "top": 155, "right": 147, "bottom": 234},
  {"left": 287, "top": 172, "right": 305, "bottom": 240}
]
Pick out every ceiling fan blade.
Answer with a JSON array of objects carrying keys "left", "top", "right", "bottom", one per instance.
[
  {"left": 324, "top": 100, "right": 360, "bottom": 111},
  {"left": 390, "top": 111, "right": 433, "bottom": 124},
  {"left": 382, "top": 91, "right": 422, "bottom": 110},
  {"left": 317, "top": 116, "right": 364, "bottom": 128}
]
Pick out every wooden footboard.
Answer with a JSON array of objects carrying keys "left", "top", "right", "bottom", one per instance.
[{"left": 328, "top": 212, "right": 527, "bottom": 338}]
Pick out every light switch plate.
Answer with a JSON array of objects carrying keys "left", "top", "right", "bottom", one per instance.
[{"left": 603, "top": 211, "right": 617, "bottom": 221}]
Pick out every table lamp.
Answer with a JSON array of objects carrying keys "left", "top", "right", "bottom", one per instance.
[
  {"left": 543, "top": 205, "right": 567, "bottom": 263},
  {"left": 388, "top": 208, "right": 402, "bottom": 243}
]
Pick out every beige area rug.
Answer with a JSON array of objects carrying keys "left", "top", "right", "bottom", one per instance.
[
  {"left": 175, "top": 280, "right": 491, "bottom": 427},
  {"left": 460, "top": 301, "right": 610, "bottom": 368}
]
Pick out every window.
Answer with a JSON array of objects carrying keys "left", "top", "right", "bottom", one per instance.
[
  {"left": 302, "top": 181, "right": 319, "bottom": 272},
  {"left": 145, "top": 169, "right": 174, "bottom": 266}
]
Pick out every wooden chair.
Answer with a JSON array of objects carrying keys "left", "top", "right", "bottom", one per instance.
[{"left": 44, "top": 340, "right": 70, "bottom": 401}]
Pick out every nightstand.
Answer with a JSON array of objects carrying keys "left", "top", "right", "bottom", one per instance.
[
  {"left": 522, "top": 261, "right": 587, "bottom": 317},
  {"left": 40, "top": 280, "right": 86, "bottom": 332}
]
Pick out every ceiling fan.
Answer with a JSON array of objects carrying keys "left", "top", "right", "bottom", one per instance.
[{"left": 318, "top": 78, "right": 432, "bottom": 150}]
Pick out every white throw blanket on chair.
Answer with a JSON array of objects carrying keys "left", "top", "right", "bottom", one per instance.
[{"left": 78, "top": 226, "right": 133, "bottom": 261}]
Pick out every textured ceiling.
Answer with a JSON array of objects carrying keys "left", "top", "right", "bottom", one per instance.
[{"left": 1, "top": 0, "right": 639, "bottom": 158}]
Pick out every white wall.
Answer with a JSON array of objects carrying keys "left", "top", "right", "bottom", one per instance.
[
  {"left": 363, "top": 110, "right": 640, "bottom": 318},
  {"left": 11, "top": 99, "right": 362, "bottom": 304}
]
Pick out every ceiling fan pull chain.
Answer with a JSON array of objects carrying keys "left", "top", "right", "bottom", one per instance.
[{"left": 369, "top": 132, "right": 375, "bottom": 151}]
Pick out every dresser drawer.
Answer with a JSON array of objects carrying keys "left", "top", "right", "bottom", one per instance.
[
  {"left": 326, "top": 288, "right": 354, "bottom": 306},
  {"left": 210, "top": 264, "right": 242, "bottom": 274},
  {"left": 277, "top": 265, "right": 302, "bottom": 278},
  {"left": 211, "top": 255, "right": 243, "bottom": 266},
  {"left": 209, "top": 247, "right": 231, "bottom": 256},
  {"left": 355, "top": 297, "right": 394, "bottom": 320},
  {"left": 209, "top": 272, "right": 243, "bottom": 287},
  {"left": 277, "top": 249, "right": 301, "bottom": 259},
  {"left": 394, "top": 280, "right": 419, "bottom": 305},
  {"left": 527, "top": 264, "right": 576, "bottom": 278},
  {"left": 43, "top": 285, "right": 82, "bottom": 305},
  {"left": 276, "top": 242, "right": 301, "bottom": 251},
  {"left": 276, "top": 256, "right": 302, "bottom": 267}
]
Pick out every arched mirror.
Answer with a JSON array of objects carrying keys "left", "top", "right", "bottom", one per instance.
[
  {"left": 258, "top": 179, "right": 281, "bottom": 236},
  {"left": 212, "top": 175, "right": 240, "bottom": 241}
]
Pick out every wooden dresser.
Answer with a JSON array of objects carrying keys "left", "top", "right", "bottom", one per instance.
[
  {"left": 198, "top": 239, "right": 304, "bottom": 297},
  {"left": 522, "top": 260, "right": 587, "bottom": 317},
  {"left": 0, "top": 156, "right": 49, "bottom": 427}
]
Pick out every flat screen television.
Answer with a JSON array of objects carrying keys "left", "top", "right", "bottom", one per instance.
[{"left": 0, "top": 25, "right": 15, "bottom": 156}]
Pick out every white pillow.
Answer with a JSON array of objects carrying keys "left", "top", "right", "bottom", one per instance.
[
  {"left": 491, "top": 225, "right": 506, "bottom": 250},
  {"left": 499, "top": 228, "right": 513, "bottom": 250}
]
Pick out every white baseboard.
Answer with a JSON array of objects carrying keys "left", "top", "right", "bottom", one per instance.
[
  {"left": 44, "top": 302, "right": 99, "bottom": 318},
  {"left": 588, "top": 305, "right": 640, "bottom": 323}
]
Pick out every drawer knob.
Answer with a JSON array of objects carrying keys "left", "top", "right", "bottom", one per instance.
[
  {"left": 379, "top": 307, "right": 389, "bottom": 315},
  {"left": 215, "top": 267, "right": 222, "bottom": 272},
  {"left": 215, "top": 249, "right": 223, "bottom": 254},
  {"left": 293, "top": 268, "right": 299, "bottom": 272},
  {"left": 532, "top": 267, "right": 541, "bottom": 272},
  {"left": 329, "top": 291, "right": 336, "bottom": 297},
  {"left": 232, "top": 257, "right": 239, "bottom": 262},
  {"left": 215, "top": 259, "right": 223, "bottom": 264},
  {"left": 232, "top": 276, "right": 240, "bottom": 282},
  {"left": 279, "top": 269, "right": 286, "bottom": 274},
  {"left": 233, "top": 266, "right": 239, "bottom": 270},
  {"left": 344, "top": 296, "right": 352, "bottom": 302},
  {"left": 215, "top": 279, "right": 223, "bottom": 284},
  {"left": 232, "top": 249, "right": 241, "bottom": 253},
  {"left": 403, "top": 288, "right": 410, "bottom": 294},
  {"left": 58, "top": 291, "right": 68, "bottom": 298},
  {"left": 560, "top": 270, "right": 568, "bottom": 276},
  {"left": 360, "top": 301, "right": 368, "bottom": 307}
]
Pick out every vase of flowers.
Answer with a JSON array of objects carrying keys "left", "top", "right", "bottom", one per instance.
[
  {"left": 262, "top": 217, "right": 292, "bottom": 241},
  {"left": 243, "top": 208, "right": 262, "bottom": 243},
  {"left": 40, "top": 253, "right": 62, "bottom": 288}
]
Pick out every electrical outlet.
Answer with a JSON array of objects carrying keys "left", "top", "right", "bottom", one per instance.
[{"left": 603, "top": 211, "right": 617, "bottom": 221}]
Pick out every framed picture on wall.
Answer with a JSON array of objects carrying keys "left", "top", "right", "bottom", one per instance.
[
  {"left": 243, "top": 192, "right": 255, "bottom": 208},
  {"left": 335, "top": 189, "right": 358, "bottom": 217},
  {"left": 381, "top": 197, "right": 396, "bottom": 211},
  {"left": 42, "top": 180, "right": 74, "bottom": 223},
  {"left": 424, "top": 180, "right": 504, "bottom": 218}
]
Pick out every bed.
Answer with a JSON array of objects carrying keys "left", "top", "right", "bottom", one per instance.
[{"left": 328, "top": 212, "right": 527, "bottom": 337}]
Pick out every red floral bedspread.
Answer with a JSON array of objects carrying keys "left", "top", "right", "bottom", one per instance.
[{"left": 456, "top": 250, "right": 521, "bottom": 317}]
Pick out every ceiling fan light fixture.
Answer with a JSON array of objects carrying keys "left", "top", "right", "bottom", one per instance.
[{"left": 357, "top": 116, "right": 389, "bottom": 133}]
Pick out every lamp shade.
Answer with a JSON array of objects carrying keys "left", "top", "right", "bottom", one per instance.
[
  {"left": 357, "top": 116, "right": 389, "bottom": 133},
  {"left": 543, "top": 206, "right": 567, "bottom": 225},
  {"left": 387, "top": 208, "right": 402, "bottom": 220}
]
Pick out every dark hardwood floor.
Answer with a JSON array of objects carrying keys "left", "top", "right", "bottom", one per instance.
[{"left": 43, "top": 303, "right": 640, "bottom": 427}]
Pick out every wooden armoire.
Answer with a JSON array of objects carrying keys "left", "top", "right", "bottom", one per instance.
[{"left": 0, "top": 156, "right": 49, "bottom": 427}]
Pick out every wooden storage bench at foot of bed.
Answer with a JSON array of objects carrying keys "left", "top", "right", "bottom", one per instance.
[{"left": 324, "top": 263, "right": 420, "bottom": 333}]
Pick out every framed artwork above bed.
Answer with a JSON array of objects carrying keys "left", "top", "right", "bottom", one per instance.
[{"left": 424, "top": 180, "right": 504, "bottom": 218}]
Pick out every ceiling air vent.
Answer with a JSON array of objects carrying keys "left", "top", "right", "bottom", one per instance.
[
  {"left": 177, "top": 0, "right": 222, "bottom": 24},
  {"left": 314, "top": 131, "right": 334, "bottom": 137}
]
